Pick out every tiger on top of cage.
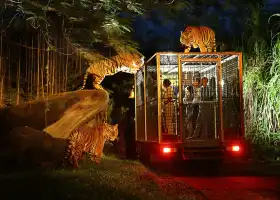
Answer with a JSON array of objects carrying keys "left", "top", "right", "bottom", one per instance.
[{"left": 180, "top": 26, "right": 216, "bottom": 53}]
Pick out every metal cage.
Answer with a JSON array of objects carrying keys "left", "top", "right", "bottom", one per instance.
[{"left": 135, "top": 52, "right": 244, "bottom": 144}]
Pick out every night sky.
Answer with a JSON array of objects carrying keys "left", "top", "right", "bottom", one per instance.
[{"left": 132, "top": 0, "right": 280, "bottom": 56}]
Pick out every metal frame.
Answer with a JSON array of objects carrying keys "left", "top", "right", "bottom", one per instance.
[
  {"left": 238, "top": 53, "right": 244, "bottom": 139},
  {"left": 179, "top": 57, "right": 222, "bottom": 141},
  {"left": 144, "top": 65, "right": 147, "bottom": 141},
  {"left": 217, "top": 56, "right": 224, "bottom": 141},
  {"left": 178, "top": 55, "right": 183, "bottom": 143},
  {"left": 135, "top": 52, "right": 244, "bottom": 143},
  {"left": 134, "top": 73, "right": 137, "bottom": 141},
  {"left": 156, "top": 54, "right": 162, "bottom": 143}
]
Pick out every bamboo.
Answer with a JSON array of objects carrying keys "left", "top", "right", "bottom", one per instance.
[
  {"left": 49, "top": 48, "right": 52, "bottom": 95},
  {"left": 46, "top": 46, "right": 49, "bottom": 95},
  {"left": 8, "top": 43, "right": 11, "bottom": 103},
  {"left": 54, "top": 38, "right": 57, "bottom": 94},
  {"left": 1, "top": 52, "right": 6, "bottom": 106},
  {"left": 65, "top": 41, "right": 68, "bottom": 91},
  {"left": 49, "top": 49, "right": 52, "bottom": 95},
  {"left": 31, "top": 37, "right": 33, "bottom": 99},
  {"left": 25, "top": 40, "right": 28, "bottom": 102},
  {"left": 25, "top": 41, "right": 28, "bottom": 83},
  {"left": 51, "top": 49, "right": 55, "bottom": 95},
  {"left": 27, "top": 42, "right": 30, "bottom": 94},
  {"left": 0, "top": 34, "right": 2, "bottom": 106},
  {"left": 33, "top": 58, "right": 36, "bottom": 98},
  {"left": 79, "top": 51, "right": 82, "bottom": 75},
  {"left": 61, "top": 39, "right": 65, "bottom": 92},
  {"left": 16, "top": 57, "right": 20, "bottom": 105},
  {"left": 58, "top": 37, "right": 62, "bottom": 93},
  {"left": 41, "top": 38, "right": 45, "bottom": 99},
  {"left": 76, "top": 49, "right": 78, "bottom": 75},
  {"left": 37, "top": 32, "right": 40, "bottom": 99}
]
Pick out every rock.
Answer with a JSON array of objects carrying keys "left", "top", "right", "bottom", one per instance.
[
  {"left": 0, "top": 126, "right": 68, "bottom": 168},
  {"left": 0, "top": 90, "right": 99, "bottom": 138}
]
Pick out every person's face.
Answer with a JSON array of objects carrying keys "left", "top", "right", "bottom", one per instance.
[
  {"left": 163, "top": 81, "right": 169, "bottom": 88},
  {"left": 202, "top": 79, "right": 208, "bottom": 87},
  {"left": 193, "top": 81, "right": 199, "bottom": 87}
]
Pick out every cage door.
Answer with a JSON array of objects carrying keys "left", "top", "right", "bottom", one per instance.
[{"left": 179, "top": 60, "right": 222, "bottom": 141}]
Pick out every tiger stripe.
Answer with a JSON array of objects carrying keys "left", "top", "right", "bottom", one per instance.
[
  {"left": 79, "top": 53, "right": 144, "bottom": 90},
  {"left": 64, "top": 122, "right": 118, "bottom": 168},
  {"left": 180, "top": 26, "right": 216, "bottom": 53}
]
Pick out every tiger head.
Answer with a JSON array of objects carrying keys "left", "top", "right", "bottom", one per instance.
[
  {"left": 104, "top": 123, "right": 118, "bottom": 141},
  {"left": 117, "top": 53, "right": 145, "bottom": 74},
  {"left": 180, "top": 27, "right": 195, "bottom": 47}
]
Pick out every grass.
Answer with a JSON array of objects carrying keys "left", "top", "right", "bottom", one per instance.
[
  {"left": 240, "top": 9, "right": 280, "bottom": 159},
  {"left": 0, "top": 154, "right": 202, "bottom": 200}
]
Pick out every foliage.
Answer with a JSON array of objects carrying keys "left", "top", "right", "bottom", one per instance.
[
  {"left": 1, "top": 0, "right": 188, "bottom": 62},
  {"left": 240, "top": 6, "right": 280, "bottom": 157}
]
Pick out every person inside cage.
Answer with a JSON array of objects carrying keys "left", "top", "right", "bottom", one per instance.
[
  {"left": 162, "top": 78, "right": 175, "bottom": 135},
  {"left": 190, "top": 77, "right": 215, "bottom": 139},
  {"left": 192, "top": 77, "right": 202, "bottom": 102},
  {"left": 183, "top": 85, "right": 195, "bottom": 139}
]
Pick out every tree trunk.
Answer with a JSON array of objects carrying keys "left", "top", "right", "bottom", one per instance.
[
  {"left": 37, "top": 32, "right": 40, "bottom": 99},
  {"left": 51, "top": 50, "right": 55, "bottom": 95},
  {"left": 79, "top": 51, "right": 82, "bottom": 75},
  {"left": 31, "top": 37, "right": 34, "bottom": 100},
  {"left": 0, "top": 34, "right": 3, "bottom": 107},
  {"left": 62, "top": 39, "right": 65, "bottom": 92},
  {"left": 16, "top": 58, "right": 20, "bottom": 105},
  {"left": 41, "top": 38, "right": 45, "bottom": 99},
  {"left": 65, "top": 42, "right": 68, "bottom": 91},
  {"left": 8, "top": 43, "right": 11, "bottom": 104},
  {"left": 46, "top": 47, "right": 50, "bottom": 96}
]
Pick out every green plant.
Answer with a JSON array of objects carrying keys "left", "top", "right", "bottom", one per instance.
[{"left": 240, "top": 8, "right": 280, "bottom": 158}]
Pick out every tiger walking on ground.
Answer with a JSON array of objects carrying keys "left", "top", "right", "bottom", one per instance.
[
  {"left": 64, "top": 122, "right": 118, "bottom": 168},
  {"left": 180, "top": 26, "right": 216, "bottom": 53}
]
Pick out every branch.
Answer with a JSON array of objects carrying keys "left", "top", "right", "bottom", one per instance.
[{"left": 24, "top": 0, "right": 56, "bottom": 12}]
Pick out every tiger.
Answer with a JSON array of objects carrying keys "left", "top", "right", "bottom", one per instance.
[
  {"left": 64, "top": 122, "right": 118, "bottom": 168},
  {"left": 180, "top": 26, "right": 216, "bottom": 53},
  {"left": 80, "top": 53, "right": 144, "bottom": 90}
]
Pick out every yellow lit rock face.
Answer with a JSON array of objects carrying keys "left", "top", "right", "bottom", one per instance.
[
  {"left": 43, "top": 89, "right": 109, "bottom": 139},
  {"left": 0, "top": 89, "right": 115, "bottom": 167}
]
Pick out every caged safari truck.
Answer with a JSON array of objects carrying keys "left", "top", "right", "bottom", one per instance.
[{"left": 133, "top": 51, "right": 247, "bottom": 163}]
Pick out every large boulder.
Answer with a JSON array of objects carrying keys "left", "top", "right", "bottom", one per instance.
[
  {"left": 0, "top": 90, "right": 108, "bottom": 139},
  {"left": 0, "top": 126, "right": 68, "bottom": 168}
]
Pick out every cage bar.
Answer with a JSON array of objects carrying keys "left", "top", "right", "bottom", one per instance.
[{"left": 135, "top": 52, "right": 243, "bottom": 145}]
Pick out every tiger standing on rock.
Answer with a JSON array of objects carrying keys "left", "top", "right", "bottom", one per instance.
[
  {"left": 180, "top": 26, "right": 216, "bottom": 53},
  {"left": 64, "top": 122, "right": 118, "bottom": 168},
  {"left": 80, "top": 53, "right": 144, "bottom": 90}
]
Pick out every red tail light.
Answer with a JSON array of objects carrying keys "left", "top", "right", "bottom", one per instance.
[
  {"left": 163, "top": 147, "right": 171, "bottom": 153},
  {"left": 232, "top": 145, "right": 240, "bottom": 152}
]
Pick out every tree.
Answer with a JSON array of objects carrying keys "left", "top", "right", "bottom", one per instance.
[{"left": 1, "top": 0, "right": 188, "bottom": 62}]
